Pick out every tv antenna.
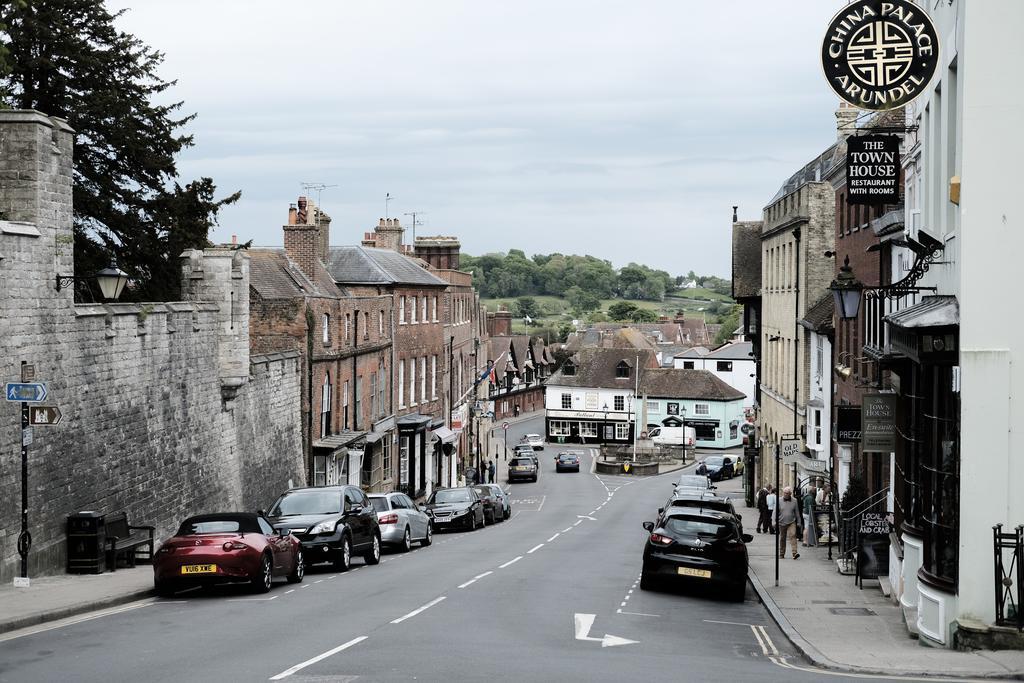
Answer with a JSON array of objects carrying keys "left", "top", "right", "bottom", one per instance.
[
  {"left": 404, "top": 211, "right": 426, "bottom": 245},
  {"left": 300, "top": 182, "right": 337, "bottom": 225},
  {"left": 385, "top": 192, "right": 394, "bottom": 219}
]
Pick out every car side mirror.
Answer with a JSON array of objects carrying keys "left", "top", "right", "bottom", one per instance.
[
  {"left": 710, "top": 485, "right": 717, "bottom": 490},
  {"left": 277, "top": 528, "right": 289, "bottom": 537},
  {"left": 257, "top": 509, "right": 266, "bottom": 517},
  {"left": 742, "top": 533, "right": 754, "bottom": 543},
  {"left": 657, "top": 507, "right": 664, "bottom": 515},
  {"left": 737, "top": 513, "right": 743, "bottom": 520},
  {"left": 642, "top": 521, "right": 654, "bottom": 532}
]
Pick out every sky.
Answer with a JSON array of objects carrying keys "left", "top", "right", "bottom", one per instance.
[{"left": 109, "top": 0, "right": 846, "bottom": 277}]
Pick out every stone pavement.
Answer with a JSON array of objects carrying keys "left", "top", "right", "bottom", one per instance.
[{"left": 716, "top": 476, "right": 1024, "bottom": 679}]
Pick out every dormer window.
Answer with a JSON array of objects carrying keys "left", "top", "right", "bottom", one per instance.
[
  {"left": 615, "top": 360, "right": 631, "bottom": 378},
  {"left": 563, "top": 361, "right": 576, "bottom": 376}
]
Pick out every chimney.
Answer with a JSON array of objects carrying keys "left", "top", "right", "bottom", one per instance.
[
  {"left": 488, "top": 307, "right": 512, "bottom": 337},
  {"left": 370, "top": 217, "right": 405, "bottom": 253},
  {"left": 297, "top": 196, "right": 308, "bottom": 224},
  {"left": 836, "top": 102, "right": 859, "bottom": 141},
  {"left": 288, "top": 204, "right": 297, "bottom": 225},
  {"left": 732, "top": 206, "right": 738, "bottom": 223}
]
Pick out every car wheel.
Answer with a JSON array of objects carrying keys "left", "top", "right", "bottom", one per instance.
[
  {"left": 401, "top": 527, "right": 412, "bottom": 552},
  {"left": 421, "top": 523, "right": 433, "bottom": 547},
  {"left": 287, "top": 550, "right": 305, "bottom": 584},
  {"left": 364, "top": 534, "right": 381, "bottom": 565},
  {"left": 252, "top": 553, "right": 273, "bottom": 593},
  {"left": 640, "top": 570, "right": 655, "bottom": 591},
  {"left": 333, "top": 536, "right": 352, "bottom": 572},
  {"left": 154, "top": 580, "right": 175, "bottom": 598}
]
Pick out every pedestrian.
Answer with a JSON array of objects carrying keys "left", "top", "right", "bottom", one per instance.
[
  {"left": 755, "top": 484, "right": 770, "bottom": 533},
  {"left": 514, "top": 404, "right": 520, "bottom": 417},
  {"left": 488, "top": 459, "right": 496, "bottom": 484},
  {"left": 802, "top": 485, "right": 818, "bottom": 547},
  {"left": 777, "top": 486, "right": 801, "bottom": 559},
  {"left": 765, "top": 485, "right": 777, "bottom": 534}
]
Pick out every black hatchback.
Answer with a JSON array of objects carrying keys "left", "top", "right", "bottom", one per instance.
[{"left": 640, "top": 509, "right": 752, "bottom": 601}]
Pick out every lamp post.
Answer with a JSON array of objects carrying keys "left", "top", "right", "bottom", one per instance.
[
  {"left": 56, "top": 264, "right": 130, "bottom": 301},
  {"left": 602, "top": 403, "right": 609, "bottom": 446},
  {"left": 829, "top": 256, "right": 864, "bottom": 321}
]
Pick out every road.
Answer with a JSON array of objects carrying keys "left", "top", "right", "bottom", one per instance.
[{"left": 0, "top": 428, "right": 899, "bottom": 682}]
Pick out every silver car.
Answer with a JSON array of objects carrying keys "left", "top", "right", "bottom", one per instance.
[
  {"left": 368, "top": 492, "right": 433, "bottom": 552},
  {"left": 478, "top": 484, "right": 511, "bottom": 520}
]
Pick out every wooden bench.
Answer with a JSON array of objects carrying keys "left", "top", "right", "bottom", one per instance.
[{"left": 104, "top": 511, "right": 155, "bottom": 571}]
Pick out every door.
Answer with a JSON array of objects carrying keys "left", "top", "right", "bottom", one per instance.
[
  {"left": 402, "top": 494, "right": 426, "bottom": 539},
  {"left": 344, "top": 488, "right": 369, "bottom": 548},
  {"left": 258, "top": 517, "right": 285, "bottom": 574}
]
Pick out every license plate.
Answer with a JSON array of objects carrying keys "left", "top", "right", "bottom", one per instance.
[
  {"left": 181, "top": 564, "right": 217, "bottom": 574},
  {"left": 434, "top": 517, "right": 449, "bottom": 523},
  {"left": 677, "top": 567, "right": 711, "bottom": 578}
]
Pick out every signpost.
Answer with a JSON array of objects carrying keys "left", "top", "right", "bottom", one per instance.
[
  {"left": 5, "top": 382, "right": 48, "bottom": 402},
  {"left": 779, "top": 438, "right": 801, "bottom": 464},
  {"left": 502, "top": 422, "right": 509, "bottom": 459},
  {"left": 862, "top": 393, "right": 898, "bottom": 452},
  {"left": 846, "top": 135, "right": 900, "bottom": 205},
  {"left": 29, "top": 406, "right": 62, "bottom": 426}
]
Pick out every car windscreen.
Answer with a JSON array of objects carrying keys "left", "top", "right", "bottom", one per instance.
[
  {"left": 677, "top": 475, "right": 709, "bottom": 488},
  {"left": 510, "top": 458, "right": 534, "bottom": 467},
  {"left": 663, "top": 517, "right": 733, "bottom": 539},
  {"left": 431, "top": 489, "right": 472, "bottom": 504},
  {"left": 473, "top": 487, "right": 491, "bottom": 498},
  {"left": 177, "top": 520, "right": 244, "bottom": 535},
  {"left": 704, "top": 456, "right": 724, "bottom": 467},
  {"left": 369, "top": 497, "right": 390, "bottom": 513},
  {"left": 269, "top": 490, "right": 342, "bottom": 516}
]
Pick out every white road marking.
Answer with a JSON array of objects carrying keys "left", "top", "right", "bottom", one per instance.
[
  {"left": 753, "top": 625, "right": 778, "bottom": 655},
  {"left": 577, "top": 515, "right": 596, "bottom": 521},
  {"left": 269, "top": 635, "right": 368, "bottom": 680},
  {"left": 573, "top": 520, "right": 583, "bottom": 526},
  {"left": 705, "top": 619, "right": 757, "bottom": 626},
  {"left": 618, "top": 611, "right": 660, "bottom": 617},
  {"left": 620, "top": 601, "right": 627, "bottom": 607},
  {"left": 0, "top": 601, "right": 152, "bottom": 642},
  {"left": 546, "top": 533, "right": 560, "bottom": 542},
  {"left": 561, "top": 527, "right": 573, "bottom": 533},
  {"left": 301, "top": 584, "right": 311, "bottom": 589},
  {"left": 474, "top": 571, "right": 493, "bottom": 579},
  {"left": 458, "top": 578, "right": 479, "bottom": 589},
  {"left": 229, "top": 595, "right": 279, "bottom": 602},
  {"left": 314, "top": 580, "right": 323, "bottom": 584},
  {"left": 391, "top": 596, "right": 447, "bottom": 624},
  {"left": 285, "top": 589, "right": 296, "bottom": 594},
  {"left": 574, "top": 613, "right": 639, "bottom": 648},
  {"left": 527, "top": 543, "right": 544, "bottom": 554},
  {"left": 499, "top": 556, "right": 523, "bottom": 569}
]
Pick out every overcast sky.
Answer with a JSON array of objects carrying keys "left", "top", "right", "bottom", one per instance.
[{"left": 109, "top": 1, "right": 845, "bottom": 277}]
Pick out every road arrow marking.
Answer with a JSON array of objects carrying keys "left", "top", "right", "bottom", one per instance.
[
  {"left": 574, "top": 613, "right": 639, "bottom": 648},
  {"left": 577, "top": 515, "right": 596, "bottom": 521}
]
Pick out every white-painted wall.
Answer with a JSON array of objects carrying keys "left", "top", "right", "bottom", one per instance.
[
  {"left": 805, "top": 330, "right": 832, "bottom": 460},
  {"left": 673, "top": 350, "right": 757, "bottom": 408}
]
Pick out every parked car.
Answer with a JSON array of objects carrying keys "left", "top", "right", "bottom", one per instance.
[
  {"left": 267, "top": 485, "right": 381, "bottom": 572},
  {"left": 368, "top": 492, "right": 432, "bottom": 551},
  {"left": 674, "top": 474, "right": 713, "bottom": 491},
  {"left": 657, "top": 491, "right": 742, "bottom": 531},
  {"left": 555, "top": 452, "right": 580, "bottom": 472},
  {"left": 640, "top": 509, "right": 752, "bottom": 601},
  {"left": 508, "top": 455, "right": 539, "bottom": 482},
  {"left": 647, "top": 425, "right": 696, "bottom": 447},
  {"left": 153, "top": 512, "right": 303, "bottom": 596},
  {"left": 479, "top": 484, "right": 511, "bottom": 519},
  {"left": 473, "top": 485, "right": 503, "bottom": 524},
  {"left": 425, "top": 487, "right": 486, "bottom": 531},
  {"left": 524, "top": 434, "right": 545, "bottom": 450},
  {"left": 699, "top": 455, "right": 736, "bottom": 481}
]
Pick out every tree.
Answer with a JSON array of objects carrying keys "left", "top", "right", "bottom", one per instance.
[
  {"left": 514, "top": 296, "right": 539, "bottom": 320},
  {"left": 565, "top": 286, "right": 600, "bottom": 315},
  {"left": 714, "top": 305, "right": 742, "bottom": 345},
  {"left": 0, "top": 0, "right": 239, "bottom": 300},
  {"left": 631, "top": 308, "right": 658, "bottom": 323},
  {"left": 608, "top": 301, "right": 639, "bottom": 321}
]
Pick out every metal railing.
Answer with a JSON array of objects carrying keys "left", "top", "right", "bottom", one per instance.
[
  {"left": 836, "top": 487, "right": 890, "bottom": 561},
  {"left": 994, "top": 524, "right": 1024, "bottom": 630}
]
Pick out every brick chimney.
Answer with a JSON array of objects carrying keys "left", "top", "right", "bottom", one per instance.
[
  {"left": 368, "top": 218, "right": 404, "bottom": 252},
  {"left": 414, "top": 236, "right": 461, "bottom": 270},
  {"left": 836, "top": 102, "right": 859, "bottom": 141},
  {"left": 283, "top": 196, "right": 320, "bottom": 282},
  {"left": 487, "top": 307, "right": 512, "bottom": 337}
]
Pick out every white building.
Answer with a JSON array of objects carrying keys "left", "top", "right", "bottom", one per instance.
[
  {"left": 673, "top": 342, "right": 757, "bottom": 409},
  {"left": 798, "top": 295, "right": 834, "bottom": 489}
]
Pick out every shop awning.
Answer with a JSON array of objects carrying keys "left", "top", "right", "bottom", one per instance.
[
  {"left": 884, "top": 295, "right": 958, "bottom": 329},
  {"left": 364, "top": 430, "right": 386, "bottom": 444},
  {"left": 432, "top": 426, "right": 458, "bottom": 444},
  {"left": 313, "top": 430, "right": 367, "bottom": 452}
]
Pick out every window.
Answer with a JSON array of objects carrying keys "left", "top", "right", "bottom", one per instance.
[
  {"left": 363, "top": 311, "right": 369, "bottom": 339},
  {"left": 683, "top": 361, "right": 695, "bottom": 370},
  {"left": 730, "top": 423, "right": 738, "bottom": 440},
  {"left": 815, "top": 335, "right": 824, "bottom": 378},
  {"left": 615, "top": 423, "right": 630, "bottom": 440},
  {"left": 614, "top": 395, "right": 625, "bottom": 411},
  {"left": 399, "top": 296, "right": 406, "bottom": 324},
  {"left": 370, "top": 372, "right": 377, "bottom": 419},
  {"left": 694, "top": 423, "right": 715, "bottom": 441},
  {"left": 322, "top": 314, "right": 330, "bottom": 344},
  {"left": 716, "top": 361, "right": 733, "bottom": 372},
  {"left": 814, "top": 409, "right": 822, "bottom": 446},
  {"left": 382, "top": 437, "right": 392, "bottom": 481},
  {"left": 561, "top": 393, "right": 572, "bottom": 409},
  {"left": 562, "top": 361, "right": 575, "bottom": 376},
  {"left": 320, "top": 374, "right": 332, "bottom": 437},
  {"left": 422, "top": 296, "right": 428, "bottom": 323},
  {"left": 420, "top": 357, "right": 426, "bottom": 404},
  {"left": 646, "top": 400, "right": 659, "bottom": 412},
  {"left": 585, "top": 392, "right": 598, "bottom": 410},
  {"left": 615, "top": 361, "right": 630, "bottom": 378},
  {"left": 378, "top": 310, "right": 384, "bottom": 337},
  {"left": 410, "top": 296, "right": 418, "bottom": 323},
  {"left": 342, "top": 380, "right": 349, "bottom": 430},
  {"left": 378, "top": 367, "right": 386, "bottom": 417},
  {"left": 409, "top": 357, "right": 416, "bottom": 405},
  {"left": 579, "top": 422, "right": 597, "bottom": 437},
  {"left": 432, "top": 296, "right": 438, "bottom": 322},
  {"left": 695, "top": 403, "right": 710, "bottom": 416},
  {"left": 398, "top": 360, "right": 405, "bottom": 407},
  {"left": 549, "top": 420, "right": 571, "bottom": 437},
  {"left": 353, "top": 377, "right": 361, "bottom": 428},
  {"left": 431, "top": 355, "right": 437, "bottom": 399},
  {"left": 345, "top": 313, "right": 351, "bottom": 341},
  {"left": 313, "top": 455, "right": 327, "bottom": 487}
]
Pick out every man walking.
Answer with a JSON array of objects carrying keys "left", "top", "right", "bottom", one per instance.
[
  {"left": 488, "top": 459, "right": 496, "bottom": 484},
  {"left": 802, "top": 485, "right": 818, "bottom": 547},
  {"left": 755, "top": 484, "right": 770, "bottom": 533},
  {"left": 765, "top": 485, "right": 777, "bottom": 534},
  {"left": 777, "top": 486, "right": 801, "bottom": 559}
]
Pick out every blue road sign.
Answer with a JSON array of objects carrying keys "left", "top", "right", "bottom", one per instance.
[{"left": 5, "top": 383, "right": 48, "bottom": 402}]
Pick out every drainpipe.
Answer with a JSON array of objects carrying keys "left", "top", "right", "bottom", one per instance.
[{"left": 792, "top": 226, "right": 802, "bottom": 490}]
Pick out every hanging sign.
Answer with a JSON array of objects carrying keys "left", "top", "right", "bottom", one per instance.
[
  {"left": 847, "top": 135, "right": 900, "bottom": 204},
  {"left": 836, "top": 406, "right": 862, "bottom": 443},
  {"left": 862, "top": 393, "right": 898, "bottom": 452},
  {"left": 821, "top": 0, "right": 939, "bottom": 111}
]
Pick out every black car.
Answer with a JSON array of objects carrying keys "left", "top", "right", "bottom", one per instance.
[
  {"left": 267, "top": 485, "right": 381, "bottom": 572},
  {"left": 640, "top": 509, "right": 752, "bottom": 601},
  {"left": 555, "top": 452, "right": 580, "bottom": 472},
  {"left": 472, "top": 485, "right": 503, "bottom": 524},
  {"left": 425, "top": 487, "right": 486, "bottom": 531},
  {"left": 657, "top": 491, "right": 742, "bottom": 531},
  {"left": 697, "top": 455, "right": 736, "bottom": 482},
  {"left": 508, "top": 455, "right": 539, "bottom": 482}
]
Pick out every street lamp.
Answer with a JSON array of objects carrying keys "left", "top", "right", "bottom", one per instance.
[
  {"left": 829, "top": 256, "right": 863, "bottom": 320},
  {"left": 602, "top": 403, "right": 609, "bottom": 445},
  {"left": 56, "top": 264, "right": 130, "bottom": 301}
]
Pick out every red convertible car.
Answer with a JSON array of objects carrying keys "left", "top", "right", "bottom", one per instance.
[{"left": 153, "top": 512, "right": 304, "bottom": 596}]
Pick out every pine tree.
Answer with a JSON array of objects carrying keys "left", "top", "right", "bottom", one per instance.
[{"left": 0, "top": 0, "right": 239, "bottom": 300}]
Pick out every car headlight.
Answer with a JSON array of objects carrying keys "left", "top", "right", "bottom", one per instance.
[
  {"left": 310, "top": 521, "right": 337, "bottom": 535},
  {"left": 453, "top": 509, "right": 468, "bottom": 516}
]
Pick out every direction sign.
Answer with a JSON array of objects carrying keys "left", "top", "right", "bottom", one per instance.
[
  {"left": 29, "top": 406, "right": 62, "bottom": 426},
  {"left": 5, "top": 383, "right": 48, "bottom": 403},
  {"left": 502, "top": 422, "right": 509, "bottom": 430},
  {"left": 741, "top": 423, "right": 755, "bottom": 436}
]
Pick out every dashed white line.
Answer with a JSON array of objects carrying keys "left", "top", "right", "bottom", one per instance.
[
  {"left": 499, "top": 556, "right": 523, "bottom": 569},
  {"left": 527, "top": 543, "right": 544, "bottom": 554},
  {"left": 458, "top": 578, "right": 479, "bottom": 589},
  {"left": 457, "top": 569, "right": 496, "bottom": 589},
  {"left": 314, "top": 580, "right": 323, "bottom": 584},
  {"left": 269, "top": 635, "right": 368, "bottom": 680},
  {"left": 573, "top": 520, "right": 583, "bottom": 527},
  {"left": 300, "top": 584, "right": 311, "bottom": 589},
  {"left": 546, "top": 533, "right": 560, "bottom": 542},
  {"left": 285, "top": 589, "right": 295, "bottom": 594},
  {"left": 391, "top": 596, "right": 446, "bottom": 624},
  {"left": 561, "top": 526, "right": 573, "bottom": 533}
]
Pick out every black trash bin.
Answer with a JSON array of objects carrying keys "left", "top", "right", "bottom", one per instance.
[{"left": 67, "top": 511, "right": 106, "bottom": 574}]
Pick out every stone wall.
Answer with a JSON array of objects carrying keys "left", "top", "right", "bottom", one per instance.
[{"left": 0, "top": 111, "right": 304, "bottom": 580}]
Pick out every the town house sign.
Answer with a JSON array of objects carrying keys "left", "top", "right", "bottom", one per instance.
[{"left": 821, "top": 0, "right": 938, "bottom": 111}]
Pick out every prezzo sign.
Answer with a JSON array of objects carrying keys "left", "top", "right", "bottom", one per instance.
[
  {"left": 836, "top": 405, "right": 862, "bottom": 443},
  {"left": 847, "top": 135, "right": 900, "bottom": 205},
  {"left": 821, "top": 0, "right": 939, "bottom": 111}
]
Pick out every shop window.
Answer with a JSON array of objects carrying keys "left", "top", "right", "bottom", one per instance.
[
  {"left": 579, "top": 422, "right": 597, "bottom": 437},
  {"left": 615, "top": 423, "right": 629, "bottom": 440},
  {"left": 549, "top": 420, "right": 570, "bottom": 437}
]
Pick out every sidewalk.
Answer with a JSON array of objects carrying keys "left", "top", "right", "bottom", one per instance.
[
  {"left": 722, "top": 479, "right": 1024, "bottom": 679},
  {"left": 0, "top": 567, "right": 153, "bottom": 634}
]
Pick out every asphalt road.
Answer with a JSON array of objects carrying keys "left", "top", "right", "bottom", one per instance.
[{"left": 0, "top": 432, "right": 900, "bottom": 682}]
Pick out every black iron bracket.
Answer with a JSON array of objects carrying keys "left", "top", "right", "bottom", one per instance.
[{"left": 865, "top": 233, "right": 944, "bottom": 301}]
